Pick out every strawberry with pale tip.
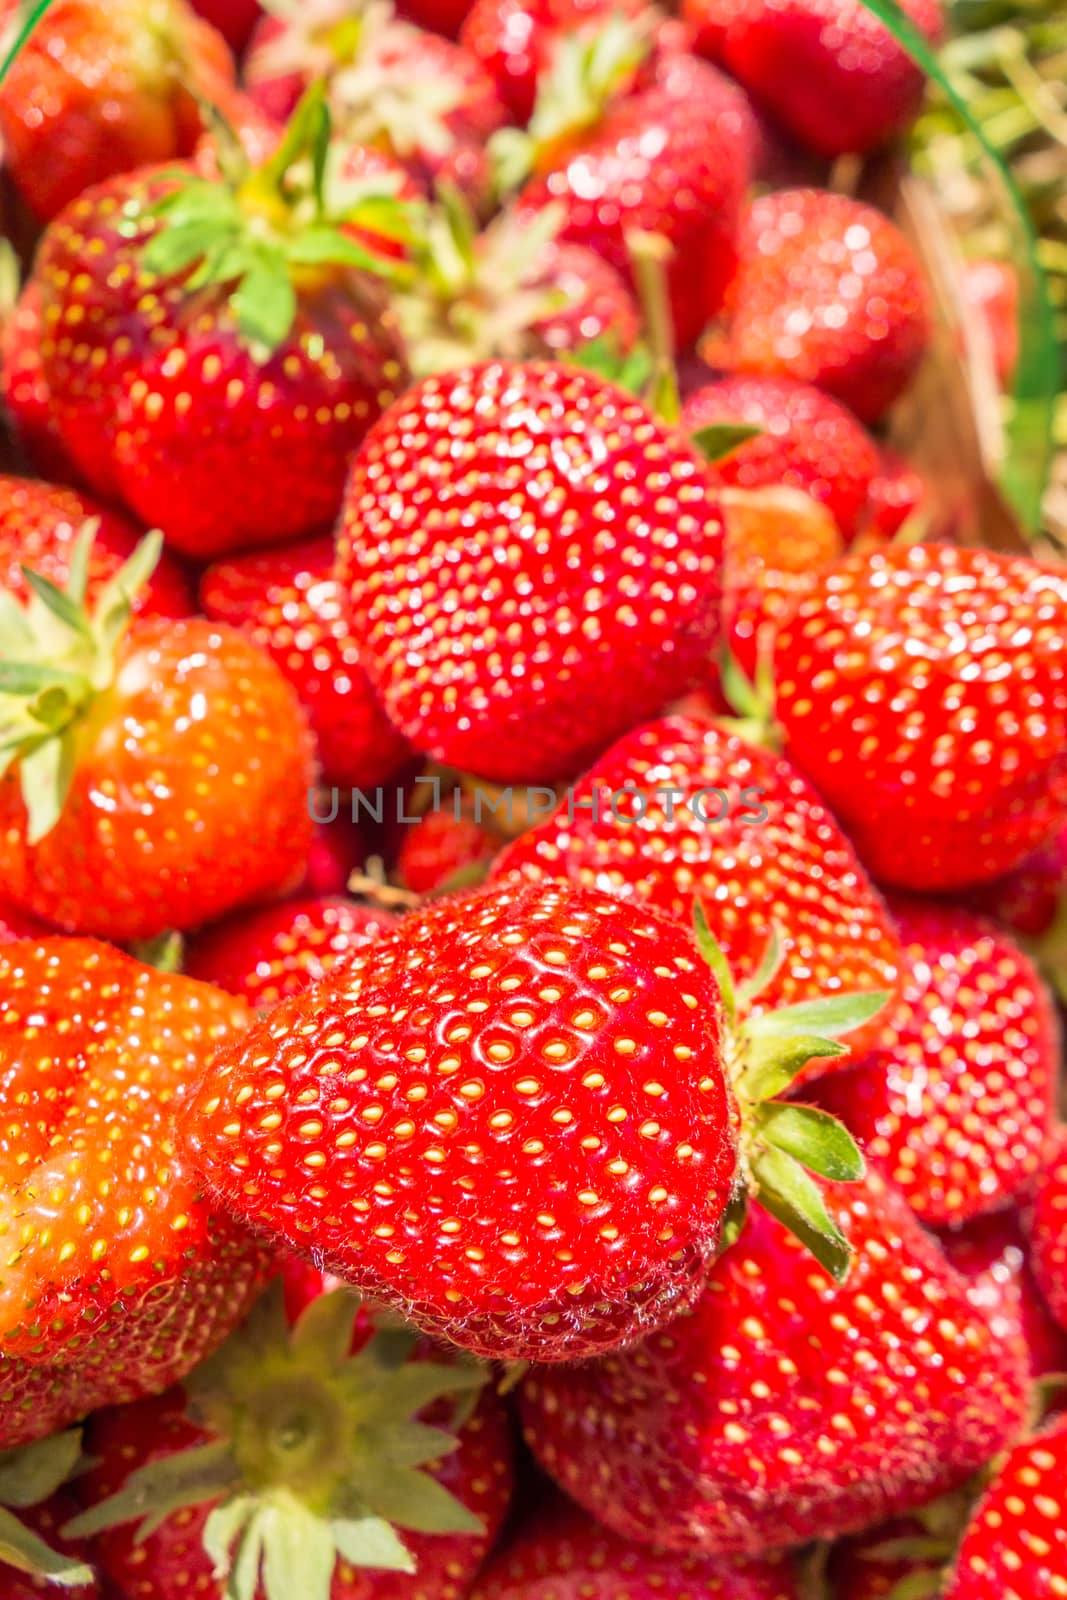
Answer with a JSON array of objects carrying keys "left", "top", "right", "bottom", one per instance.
[
  {"left": 33, "top": 85, "right": 416, "bottom": 559},
  {"left": 183, "top": 877, "right": 886, "bottom": 1364},
  {"left": 335, "top": 360, "right": 726, "bottom": 784},
  {"left": 67, "top": 1281, "right": 514, "bottom": 1600},
  {"left": 0, "top": 938, "right": 276, "bottom": 1454},
  {"left": 771, "top": 541, "right": 1067, "bottom": 891},
  {"left": 0, "top": 527, "right": 314, "bottom": 942},
  {"left": 816, "top": 897, "right": 1059, "bottom": 1228},
  {"left": 519, "top": 1166, "right": 1030, "bottom": 1559}
]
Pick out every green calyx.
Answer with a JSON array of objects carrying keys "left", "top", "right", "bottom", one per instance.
[
  {"left": 693, "top": 905, "right": 889, "bottom": 1284},
  {"left": 0, "top": 1430, "right": 94, "bottom": 1589},
  {"left": 718, "top": 643, "right": 783, "bottom": 752},
  {"left": 394, "top": 188, "right": 571, "bottom": 375},
  {"left": 141, "top": 82, "right": 419, "bottom": 352},
  {"left": 490, "top": 12, "right": 654, "bottom": 195},
  {"left": 0, "top": 524, "right": 163, "bottom": 844},
  {"left": 66, "top": 1284, "right": 489, "bottom": 1600}
]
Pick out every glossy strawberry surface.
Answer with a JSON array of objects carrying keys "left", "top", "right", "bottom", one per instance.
[
  {"left": 726, "top": 189, "right": 932, "bottom": 422},
  {"left": 183, "top": 879, "right": 739, "bottom": 1362},
  {"left": 1025, "top": 1127, "right": 1067, "bottom": 1334},
  {"left": 519, "top": 1169, "right": 1029, "bottom": 1556},
  {"left": 0, "top": 939, "right": 274, "bottom": 1450},
  {"left": 817, "top": 898, "right": 1058, "bottom": 1226},
  {"left": 943, "top": 1415, "right": 1067, "bottom": 1599},
  {"left": 336, "top": 363, "right": 726, "bottom": 783},
  {"left": 773, "top": 542, "right": 1067, "bottom": 890},
  {"left": 494, "top": 715, "right": 901, "bottom": 1065}
]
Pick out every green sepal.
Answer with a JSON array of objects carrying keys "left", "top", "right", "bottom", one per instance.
[
  {"left": 566, "top": 336, "right": 654, "bottom": 396},
  {"left": 692, "top": 901, "right": 736, "bottom": 1027},
  {"left": 735, "top": 925, "right": 785, "bottom": 1008},
  {"left": 751, "top": 1147, "right": 853, "bottom": 1283},
  {"left": 128, "top": 931, "right": 185, "bottom": 974},
  {"left": 231, "top": 247, "right": 297, "bottom": 350},
  {"left": 740, "top": 1036, "right": 847, "bottom": 1103},
  {"left": 744, "top": 989, "right": 891, "bottom": 1043},
  {"left": 0, "top": 1505, "right": 95, "bottom": 1590},
  {"left": 863, "top": 1536, "right": 955, "bottom": 1562},
  {"left": 259, "top": 81, "right": 331, "bottom": 199},
  {"left": 752, "top": 1102, "right": 866, "bottom": 1184},
  {"left": 284, "top": 226, "right": 414, "bottom": 287},
  {"left": 717, "top": 1185, "right": 749, "bottom": 1255},
  {"left": 0, "top": 1431, "right": 84, "bottom": 1508},
  {"left": 691, "top": 422, "right": 764, "bottom": 463},
  {"left": 63, "top": 1442, "right": 243, "bottom": 1543},
  {"left": 885, "top": 1574, "right": 947, "bottom": 1600}
]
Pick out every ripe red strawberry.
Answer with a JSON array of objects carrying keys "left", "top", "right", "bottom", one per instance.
[
  {"left": 684, "top": 0, "right": 944, "bottom": 157},
  {"left": 70, "top": 1282, "right": 514, "bottom": 1600},
  {"left": 940, "top": 1212, "right": 1067, "bottom": 1381},
  {"left": 965, "top": 819, "right": 1067, "bottom": 943},
  {"left": 0, "top": 532, "right": 313, "bottom": 942},
  {"left": 519, "top": 1168, "right": 1029, "bottom": 1557},
  {"left": 681, "top": 373, "right": 880, "bottom": 541},
  {"left": 817, "top": 898, "right": 1058, "bottom": 1227},
  {"left": 0, "top": 284, "right": 81, "bottom": 486},
  {"left": 184, "top": 896, "right": 397, "bottom": 1007},
  {"left": 0, "top": 937, "right": 274, "bottom": 1452},
  {"left": 719, "top": 484, "right": 843, "bottom": 675},
  {"left": 184, "top": 877, "right": 880, "bottom": 1362},
  {"left": 200, "top": 537, "right": 414, "bottom": 790},
  {"left": 514, "top": 49, "right": 757, "bottom": 345},
  {"left": 865, "top": 445, "right": 934, "bottom": 540},
  {"left": 1025, "top": 1127, "right": 1067, "bottom": 1334},
  {"left": 945, "top": 1415, "right": 1067, "bottom": 1598},
  {"left": 461, "top": 0, "right": 647, "bottom": 122},
  {"left": 246, "top": 6, "right": 507, "bottom": 211},
  {"left": 494, "top": 714, "right": 901, "bottom": 1065},
  {"left": 335, "top": 362, "right": 726, "bottom": 782},
  {"left": 0, "top": 904, "right": 47, "bottom": 941},
  {"left": 725, "top": 190, "right": 932, "bottom": 422},
  {"left": 33, "top": 97, "right": 413, "bottom": 558},
  {"left": 190, "top": 0, "right": 261, "bottom": 52},
  {"left": 400, "top": 0, "right": 474, "bottom": 37},
  {"left": 396, "top": 804, "right": 501, "bottom": 894},
  {"left": 471, "top": 1498, "right": 800, "bottom": 1599},
  {"left": 0, "top": 0, "right": 238, "bottom": 222},
  {"left": 0, "top": 474, "right": 193, "bottom": 620},
  {"left": 301, "top": 810, "right": 369, "bottom": 897},
  {"left": 772, "top": 542, "right": 1067, "bottom": 890}
]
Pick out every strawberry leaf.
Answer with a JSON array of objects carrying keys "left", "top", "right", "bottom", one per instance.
[
  {"left": 692, "top": 901, "right": 736, "bottom": 1027},
  {"left": 754, "top": 1102, "right": 865, "bottom": 1183},
  {"left": 0, "top": 1506, "right": 94, "bottom": 1589},
  {"left": 20, "top": 728, "right": 75, "bottom": 844},
  {"left": 735, "top": 924, "right": 785, "bottom": 1008},
  {"left": 64, "top": 1442, "right": 242, "bottom": 1542},
  {"left": 144, "top": 218, "right": 238, "bottom": 279},
  {"left": 751, "top": 1146, "right": 852, "bottom": 1282},
  {"left": 691, "top": 422, "right": 764, "bottom": 463},
  {"left": 284, "top": 227, "right": 414, "bottom": 287},
  {"left": 885, "top": 1575, "right": 947, "bottom": 1600},
  {"left": 0, "top": 1430, "right": 84, "bottom": 1507},
  {"left": 331, "top": 1514, "right": 416, "bottom": 1574},
  {"left": 232, "top": 250, "right": 296, "bottom": 349},
  {"left": 740, "top": 1035, "right": 848, "bottom": 1102},
  {"left": 745, "top": 990, "right": 891, "bottom": 1042}
]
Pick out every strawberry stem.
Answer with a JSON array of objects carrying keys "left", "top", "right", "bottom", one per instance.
[{"left": 625, "top": 228, "right": 680, "bottom": 424}]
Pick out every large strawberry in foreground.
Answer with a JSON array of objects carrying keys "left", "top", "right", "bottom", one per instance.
[
  {"left": 773, "top": 542, "right": 1067, "bottom": 890},
  {"left": 0, "top": 531, "right": 313, "bottom": 941},
  {"left": 520, "top": 1168, "right": 1029, "bottom": 1557},
  {"left": 336, "top": 362, "right": 726, "bottom": 782},
  {"left": 0, "top": 939, "right": 274, "bottom": 1452},
  {"left": 494, "top": 714, "right": 901, "bottom": 1065},
  {"left": 69, "top": 1281, "right": 514, "bottom": 1600},
  {"left": 33, "top": 89, "right": 413, "bottom": 558},
  {"left": 184, "top": 878, "right": 883, "bottom": 1363}
]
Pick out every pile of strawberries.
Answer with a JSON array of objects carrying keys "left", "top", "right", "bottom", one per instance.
[{"left": 0, "top": 0, "right": 1063, "bottom": 1596}]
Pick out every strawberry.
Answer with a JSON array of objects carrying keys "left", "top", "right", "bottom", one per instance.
[
  {"left": 1025, "top": 1127, "right": 1067, "bottom": 1335},
  {"left": 471, "top": 1497, "right": 800, "bottom": 1599},
  {"left": 399, "top": 0, "right": 474, "bottom": 37},
  {"left": 965, "top": 818, "right": 1067, "bottom": 943},
  {"left": 493, "top": 714, "right": 901, "bottom": 1065},
  {"left": 830, "top": 1513, "right": 954, "bottom": 1600},
  {"left": 865, "top": 445, "right": 934, "bottom": 540},
  {"left": 940, "top": 1212, "right": 1067, "bottom": 1381},
  {"left": 960, "top": 258, "right": 1019, "bottom": 390},
  {"left": 0, "top": 474, "right": 193, "bottom": 620},
  {"left": 33, "top": 91, "right": 414, "bottom": 558},
  {"left": 0, "top": 530, "right": 313, "bottom": 942},
  {"left": 518, "top": 1167, "right": 1029, "bottom": 1557},
  {"left": 681, "top": 373, "right": 880, "bottom": 541},
  {"left": 335, "top": 361, "right": 726, "bottom": 783},
  {"left": 772, "top": 542, "right": 1067, "bottom": 891},
  {"left": 70, "top": 1281, "right": 514, "bottom": 1600},
  {"left": 200, "top": 537, "right": 414, "bottom": 790},
  {"left": 940, "top": 1415, "right": 1067, "bottom": 1598},
  {"left": 301, "top": 810, "right": 369, "bottom": 897},
  {"left": 0, "top": 937, "right": 275, "bottom": 1452},
  {"left": 0, "top": 905, "right": 47, "bottom": 941},
  {"left": 725, "top": 190, "right": 932, "bottom": 423},
  {"left": 460, "top": 0, "right": 648, "bottom": 122},
  {"left": 510, "top": 47, "right": 757, "bottom": 345},
  {"left": 190, "top": 0, "right": 261, "bottom": 52},
  {"left": 245, "top": 5, "right": 508, "bottom": 211},
  {"left": 684, "top": 0, "right": 944, "bottom": 157},
  {"left": 718, "top": 485, "right": 843, "bottom": 676},
  {"left": 816, "top": 898, "right": 1058, "bottom": 1227},
  {"left": 396, "top": 804, "right": 501, "bottom": 894},
  {"left": 183, "top": 877, "right": 882, "bottom": 1362},
  {"left": 184, "top": 896, "right": 398, "bottom": 1008},
  {"left": 0, "top": 0, "right": 238, "bottom": 222},
  {"left": 0, "top": 284, "right": 81, "bottom": 486}
]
